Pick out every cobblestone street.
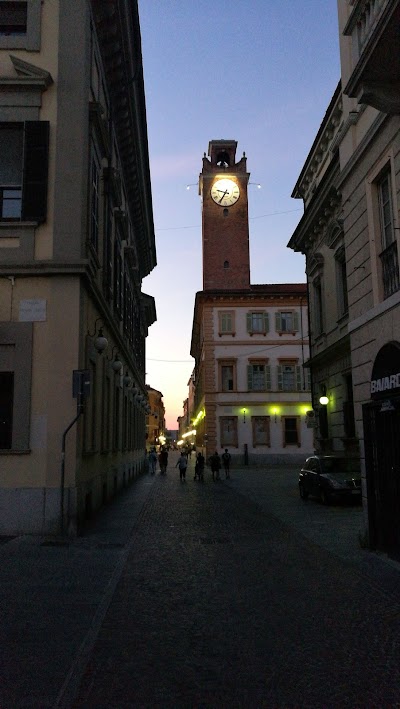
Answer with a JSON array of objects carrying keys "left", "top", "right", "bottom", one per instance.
[
  {"left": 2, "top": 452, "right": 400, "bottom": 708},
  {"left": 72, "top": 453, "right": 400, "bottom": 708}
]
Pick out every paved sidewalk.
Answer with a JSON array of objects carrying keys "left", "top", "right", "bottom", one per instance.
[{"left": 1, "top": 453, "right": 400, "bottom": 708}]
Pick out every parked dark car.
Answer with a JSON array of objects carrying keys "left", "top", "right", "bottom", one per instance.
[{"left": 299, "top": 455, "right": 361, "bottom": 505}]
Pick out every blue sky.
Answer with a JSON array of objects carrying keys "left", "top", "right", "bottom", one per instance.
[{"left": 139, "top": 1, "right": 340, "bottom": 429}]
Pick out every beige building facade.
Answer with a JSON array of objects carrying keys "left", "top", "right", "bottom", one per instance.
[
  {"left": 290, "top": 0, "right": 400, "bottom": 553},
  {"left": 0, "top": 0, "right": 156, "bottom": 534}
]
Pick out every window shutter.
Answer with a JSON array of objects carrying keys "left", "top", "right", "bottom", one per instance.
[
  {"left": 263, "top": 312, "right": 269, "bottom": 333},
  {"left": 306, "top": 369, "right": 312, "bottom": 391},
  {"left": 277, "top": 365, "right": 283, "bottom": 391},
  {"left": 293, "top": 311, "right": 299, "bottom": 331},
  {"left": 247, "top": 365, "right": 253, "bottom": 391},
  {"left": 246, "top": 313, "right": 252, "bottom": 333},
  {"left": 296, "top": 366, "right": 302, "bottom": 391},
  {"left": 22, "top": 121, "right": 50, "bottom": 223},
  {"left": 275, "top": 312, "right": 282, "bottom": 332},
  {"left": 265, "top": 365, "right": 271, "bottom": 390}
]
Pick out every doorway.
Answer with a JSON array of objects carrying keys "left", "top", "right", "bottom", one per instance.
[{"left": 363, "top": 398, "right": 400, "bottom": 553}]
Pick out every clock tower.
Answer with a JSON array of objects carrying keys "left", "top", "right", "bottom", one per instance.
[{"left": 200, "top": 140, "right": 250, "bottom": 290}]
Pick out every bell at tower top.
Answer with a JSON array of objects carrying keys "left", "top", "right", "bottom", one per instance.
[{"left": 208, "top": 140, "right": 238, "bottom": 168}]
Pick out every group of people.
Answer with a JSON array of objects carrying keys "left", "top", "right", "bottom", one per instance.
[
  {"left": 175, "top": 448, "right": 231, "bottom": 482},
  {"left": 148, "top": 446, "right": 232, "bottom": 482},
  {"left": 148, "top": 447, "right": 168, "bottom": 475}
]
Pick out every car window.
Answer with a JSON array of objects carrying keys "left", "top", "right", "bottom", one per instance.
[
  {"left": 307, "top": 458, "right": 317, "bottom": 472},
  {"left": 320, "top": 458, "right": 361, "bottom": 474}
]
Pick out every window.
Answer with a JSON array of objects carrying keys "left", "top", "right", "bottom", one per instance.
[
  {"left": 0, "top": 1, "right": 27, "bottom": 35},
  {"left": 313, "top": 278, "right": 324, "bottom": 335},
  {"left": 278, "top": 363, "right": 301, "bottom": 392},
  {"left": 275, "top": 311, "right": 299, "bottom": 333},
  {"left": 247, "top": 312, "right": 269, "bottom": 335},
  {"left": 90, "top": 150, "right": 100, "bottom": 250},
  {"left": 114, "top": 238, "right": 123, "bottom": 319},
  {"left": 283, "top": 417, "right": 300, "bottom": 447},
  {"left": 335, "top": 247, "right": 348, "bottom": 317},
  {"left": 377, "top": 171, "right": 399, "bottom": 299},
  {"left": 343, "top": 373, "right": 356, "bottom": 438},
  {"left": 0, "top": 371, "right": 13, "bottom": 449},
  {"left": 247, "top": 363, "right": 271, "bottom": 391},
  {"left": 221, "top": 364, "right": 234, "bottom": 391},
  {"left": 220, "top": 416, "right": 238, "bottom": 447},
  {"left": 252, "top": 416, "right": 270, "bottom": 447},
  {"left": 0, "top": 0, "right": 41, "bottom": 50},
  {"left": 219, "top": 311, "right": 234, "bottom": 334},
  {"left": 0, "top": 122, "right": 49, "bottom": 222}
]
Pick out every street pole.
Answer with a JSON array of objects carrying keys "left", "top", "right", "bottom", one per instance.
[{"left": 60, "top": 399, "right": 83, "bottom": 535}]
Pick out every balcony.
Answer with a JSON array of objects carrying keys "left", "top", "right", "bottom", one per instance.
[{"left": 343, "top": 0, "right": 400, "bottom": 113}]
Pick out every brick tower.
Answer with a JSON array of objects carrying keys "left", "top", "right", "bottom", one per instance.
[{"left": 199, "top": 140, "right": 250, "bottom": 290}]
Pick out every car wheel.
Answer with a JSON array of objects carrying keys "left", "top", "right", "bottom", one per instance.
[
  {"left": 299, "top": 482, "right": 308, "bottom": 500},
  {"left": 320, "top": 488, "right": 330, "bottom": 505}
]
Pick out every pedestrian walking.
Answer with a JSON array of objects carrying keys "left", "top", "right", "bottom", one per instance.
[
  {"left": 222, "top": 448, "right": 231, "bottom": 479},
  {"left": 209, "top": 451, "right": 221, "bottom": 481},
  {"left": 148, "top": 448, "right": 157, "bottom": 475},
  {"left": 194, "top": 451, "right": 205, "bottom": 481},
  {"left": 159, "top": 447, "right": 168, "bottom": 474},
  {"left": 176, "top": 452, "right": 188, "bottom": 481}
]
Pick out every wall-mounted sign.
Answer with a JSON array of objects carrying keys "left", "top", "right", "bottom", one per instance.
[
  {"left": 370, "top": 342, "right": 400, "bottom": 400},
  {"left": 19, "top": 299, "right": 47, "bottom": 322}
]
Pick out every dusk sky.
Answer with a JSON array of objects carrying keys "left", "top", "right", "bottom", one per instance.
[{"left": 139, "top": 2, "right": 341, "bottom": 430}]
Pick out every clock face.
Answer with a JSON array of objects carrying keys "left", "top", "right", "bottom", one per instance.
[{"left": 210, "top": 178, "right": 240, "bottom": 207}]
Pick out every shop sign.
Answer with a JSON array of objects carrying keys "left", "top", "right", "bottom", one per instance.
[{"left": 370, "top": 342, "right": 400, "bottom": 400}]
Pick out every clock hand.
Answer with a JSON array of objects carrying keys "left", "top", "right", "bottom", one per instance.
[{"left": 218, "top": 190, "right": 228, "bottom": 203}]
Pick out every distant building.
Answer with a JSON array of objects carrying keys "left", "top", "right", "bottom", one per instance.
[
  {"left": 190, "top": 140, "right": 313, "bottom": 464},
  {"left": 146, "top": 386, "right": 165, "bottom": 448},
  {"left": 0, "top": 1, "right": 156, "bottom": 534}
]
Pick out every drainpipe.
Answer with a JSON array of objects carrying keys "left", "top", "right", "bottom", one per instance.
[{"left": 60, "top": 403, "right": 83, "bottom": 535}]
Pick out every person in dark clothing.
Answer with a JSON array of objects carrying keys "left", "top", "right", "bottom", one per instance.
[
  {"left": 194, "top": 451, "right": 205, "bottom": 481},
  {"left": 222, "top": 448, "right": 231, "bottom": 479},
  {"left": 159, "top": 448, "right": 168, "bottom": 474},
  {"left": 209, "top": 451, "right": 221, "bottom": 481}
]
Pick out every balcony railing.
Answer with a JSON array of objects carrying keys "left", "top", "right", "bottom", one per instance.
[{"left": 380, "top": 240, "right": 400, "bottom": 299}]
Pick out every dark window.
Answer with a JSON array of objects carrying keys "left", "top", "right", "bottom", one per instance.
[
  {"left": 114, "top": 239, "right": 123, "bottom": 319},
  {"left": 221, "top": 365, "right": 234, "bottom": 391},
  {"left": 0, "top": 122, "right": 49, "bottom": 222},
  {"left": 378, "top": 171, "right": 400, "bottom": 299},
  {"left": 313, "top": 279, "right": 323, "bottom": 335},
  {"left": 0, "top": 372, "right": 13, "bottom": 449},
  {"left": 90, "top": 153, "right": 100, "bottom": 250},
  {"left": 283, "top": 417, "right": 299, "bottom": 446},
  {"left": 0, "top": 2, "right": 27, "bottom": 35},
  {"left": 336, "top": 250, "right": 348, "bottom": 316}
]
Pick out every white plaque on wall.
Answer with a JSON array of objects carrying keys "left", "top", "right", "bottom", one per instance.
[{"left": 19, "top": 299, "right": 47, "bottom": 322}]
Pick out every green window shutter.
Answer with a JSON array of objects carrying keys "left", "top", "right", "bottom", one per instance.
[
  {"left": 263, "top": 312, "right": 269, "bottom": 333},
  {"left": 293, "top": 311, "right": 299, "bottom": 331},
  {"left": 277, "top": 365, "right": 283, "bottom": 391},
  {"left": 296, "top": 366, "right": 302, "bottom": 391},
  {"left": 266, "top": 365, "right": 271, "bottom": 390},
  {"left": 275, "top": 312, "right": 282, "bottom": 332},
  {"left": 306, "top": 369, "right": 312, "bottom": 390},
  {"left": 247, "top": 365, "right": 253, "bottom": 391},
  {"left": 246, "top": 313, "right": 252, "bottom": 333}
]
